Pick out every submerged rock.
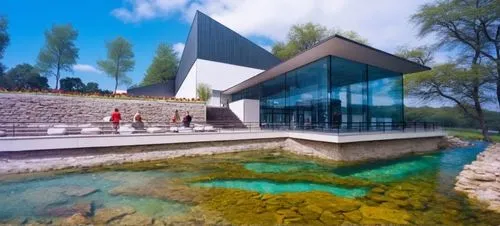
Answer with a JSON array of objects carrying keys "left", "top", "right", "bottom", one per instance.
[
  {"left": 39, "top": 201, "right": 92, "bottom": 217},
  {"left": 93, "top": 206, "right": 136, "bottom": 224},
  {"left": 359, "top": 206, "right": 411, "bottom": 224},
  {"left": 111, "top": 213, "right": 153, "bottom": 225},
  {"left": 61, "top": 186, "right": 98, "bottom": 197},
  {"left": 343, "top": 210, "right": 362, "bottom": 223},
  {"left": 61, "top": 213, "right": 91, "bottom": 226}
]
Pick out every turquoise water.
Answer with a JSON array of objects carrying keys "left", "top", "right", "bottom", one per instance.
[
  {"left": 244, "top": 161, "right": 321, "bottom": 173},
  {"left": 0, "top": 141, "right": 499, "bottom": 225},
  {"left": 192, "top": 180, "right": 368, "bottom": 198},
  {"left": 331, "top": 141, "right": 488, "bottom": 184},
  {"left": 0, "top": 171, "right": 190, "bottom": 220}
]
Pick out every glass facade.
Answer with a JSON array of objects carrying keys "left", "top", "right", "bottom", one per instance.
[{"left": 232, "top": 56, "right": 404, "bottom": 131}]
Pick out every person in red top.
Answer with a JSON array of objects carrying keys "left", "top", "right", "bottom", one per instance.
[{"left": 110, "top": 108, "right": 121, "bottom": 134}]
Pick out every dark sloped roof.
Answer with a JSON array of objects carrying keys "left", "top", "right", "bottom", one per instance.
[
  {"left": 224, "top": 35, "right": 431, "bottom": 94},
  {"left": 175, "top": 11, "right": 281, "bottom": 94}
]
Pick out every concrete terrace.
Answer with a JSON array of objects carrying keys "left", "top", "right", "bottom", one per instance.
[{"left": 0, "top": 129, "right": 446, "bottom": 152}]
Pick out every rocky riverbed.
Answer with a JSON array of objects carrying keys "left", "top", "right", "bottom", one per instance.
[{"left": 455, "top": 143, "right": 500, "bottom": 212}]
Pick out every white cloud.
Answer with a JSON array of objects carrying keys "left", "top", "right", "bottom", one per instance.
[
  {"left": 112, "top": 0, "right": 436, "bottom": 53},
  {"left": 73, "top": 64, "right": 102, "bottom": 74},
  {"left": 112, "top": 0, "right": 189, "bottom": 23},
  {"left": 173, "top": 42, "right": 185, "bottom": 58},
  {"left": 259, "top": 44, "right": 272, "bottom": 52}
]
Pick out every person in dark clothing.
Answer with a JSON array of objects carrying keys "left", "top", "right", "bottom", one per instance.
[{"left": 182, "top": 111, "right": 192, "bottom": 128}]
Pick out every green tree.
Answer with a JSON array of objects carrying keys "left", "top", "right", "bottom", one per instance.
[
  {"left": 1, "top": 64, "right": 49, "bottom": 90},
  {"left": 84, "top": 82, "right": 100, "bottom": 93},
  {"left": 411, "top": 0, "right": 500, "bottom": 107},
  {"left": 0, "top": 16, "right": 9, "bottom": 76},
  {"left": 60, "top": 77, "right": 85, "bottom": 92},
  {"left": 141, "top": 43, "right": 178, "bottom": 86},
  {"left": 97, "top": 37, "right": 135, "bottom": 93},
  {"left": 405, "top": 63, "right": 495, "bottom": 141},
  {"left": 395, "top": 45, "right": 434, "bottom": 66},
  {"left": 272, "top": 23, "right": 368, "bottom": 60},
  {"left": 197, "top": 83, "right": 212, "bottom": 102},
  {"left": 36, "top": 24, "right": 79, "bottom": 90}
]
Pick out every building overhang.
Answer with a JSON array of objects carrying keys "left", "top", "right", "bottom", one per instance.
[{"left": 224, "top": 35, "right": 431, "bottom": 95}]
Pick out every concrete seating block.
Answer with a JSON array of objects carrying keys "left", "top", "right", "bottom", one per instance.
[
  {"left": 78, "top": 124, "right": 92, "bottom": 128},
  {"left": 169, "top": 127, "right": 179, "bottom": 133},
  {"left": 119, "top": 126, "right": 135, "bottom": 135},
  {"left": 146, "top": 127, "right": 165, "bottom": 133},
  {"left": 204, "top": 125, "right": 216, "bottom": 132},
  {"left": 47, "top": 128, "right": 67, "bottom": 135},
  {"left": 193, "top": 126, "right": 204, "bottom": 132},
  {"left": 178, "top": 127, "right": 193, "bottom": 133},
  {"left": 0, "top": 130, "right": 6, "bottom": 137},
  {"left": 81, "top": 127, "right": 102, "bottom": 135}
]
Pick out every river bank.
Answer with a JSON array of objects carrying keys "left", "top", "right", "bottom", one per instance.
[{"left": 455, "top": 143, "right": 500, "bottom": 212}]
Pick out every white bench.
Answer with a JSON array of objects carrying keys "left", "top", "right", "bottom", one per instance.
[
  {"left": 146, "top": 127, "right": 165, "bottom": 133},
  {"left": 47, "top": 128, "right": 67, "bottom": 135},
  {"left": 81, "top": 127, "right": 102, "bottom": 135}
]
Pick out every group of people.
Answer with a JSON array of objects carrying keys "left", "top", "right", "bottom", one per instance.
[{"left": 109, "top": 108, "right": 193, "bottom": 133}]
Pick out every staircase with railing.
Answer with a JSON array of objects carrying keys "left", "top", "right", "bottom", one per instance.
[{"left": 206, "top": 107, "right": 246, "bottom": 128}]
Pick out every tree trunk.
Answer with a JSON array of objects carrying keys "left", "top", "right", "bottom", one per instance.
[
  {"left": 55, "top": 67, "right": 60, "bottom": 90},
  {"left": 497, "top": 65, "right": 500, "bottom": 108},
  {"left": 114, "top": 76, "right": 118, "bottom": 94}
]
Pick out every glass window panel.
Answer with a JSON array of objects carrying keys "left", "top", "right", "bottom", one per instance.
[
  {"left": 330, "top": 57, "right": 367, "bottom": 130},
  {"left": 367, "top": 66, "right": 403, "bottom": 129}
]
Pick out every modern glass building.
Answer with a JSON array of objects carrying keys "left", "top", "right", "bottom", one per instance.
[
  {"left": 225, "top": 36, "right": 429, "bottom": 131},
  {"left": 127, "top": 11, "right": 430, "bottom": 130}
]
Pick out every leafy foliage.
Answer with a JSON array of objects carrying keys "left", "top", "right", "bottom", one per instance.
[
  {"left": 97, "top": 37, "right": 135, "bottom": 93},
  {"left": 272, "top": 23, "right": 368, "bottom": 60},
  {"left": 141, "top": 43, "right": 178, "bottom": 86},
  {"left": 406, "top": 106, "right": 500, "bottom": 132},
  {"left": 0, "top": 16, "right": 9, "bottom": 76},
  {"left": 36, "top": 24, "right": 79, "bottom": 90},
  {"left": 0, "top": 64, "right": 49, "bottom": 90},
  {"left": 60, "top": 77, "right": 85, "bottom": 92},
  {"left": 60, "top": 77, "right": 104, "bottom": 93},
  {"left": 84, "top": 82, "right": 100, "bottom": 93},
  {"left": 197, "top": 83, "right": 212, "bottom": 102},
  {"left": 411, "top": 0, "right": 500, "bottom": 107},
  {"left": 395, "top": 45, "right": 434, "bottom": 66}
]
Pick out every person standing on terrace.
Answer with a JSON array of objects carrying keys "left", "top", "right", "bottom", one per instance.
[
  {"left": 110, "top": 108, "right": 121, "bottom": 134},
  {"left": 183, "top": 111, "right": 192, "bottom": 128}
]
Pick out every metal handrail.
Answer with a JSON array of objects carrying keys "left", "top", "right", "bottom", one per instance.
[{"left": 0, "top": 121, "right": 441, "bottom": 137}]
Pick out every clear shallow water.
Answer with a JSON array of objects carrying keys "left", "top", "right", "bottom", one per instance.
[
  {"left": 192, "top": 180, "right": 368, "bottom": 198},
  {"left": 244, "top": 161, "right": 321, "bottom": 173},
  {"left": 0, "top": 171, "right": 190, "bottom": 220},
  {"left": 0, "top": 142, "right": 499, "bottom": 225}
]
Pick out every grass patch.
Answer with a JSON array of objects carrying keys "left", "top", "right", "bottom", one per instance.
[{"left": 446, "top": 128, "right": 500, "bottom": 143}]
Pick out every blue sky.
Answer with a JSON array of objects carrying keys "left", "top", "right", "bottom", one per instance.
[
  {"left": 2, "top": 0, "right": 498, "bottom": 111},
  {"left": 2, "top": 0, "right": 195, "bottom": 91},
  {"left": 2, "top": 0, "right": 436, "bottom": 92}
]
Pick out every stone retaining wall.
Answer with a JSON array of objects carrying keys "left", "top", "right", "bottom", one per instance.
[
  {"left": 455, "top": 143, "right": 500, "bottom": 213},
  {"left": 0, "top": 93, "right": 206, "bottom": 123},
  {"left": 283, "top": 137, "right": 443, "bottom": 161},
  {"left": 0, "top": 135, "right": 446, "bottom": 174}
]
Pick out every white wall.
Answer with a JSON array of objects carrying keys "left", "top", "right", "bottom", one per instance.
[
  {"left": 175, "top": 59, "right": 264, "bottom": 106},
  {"left": 175, "top": 61, "right": 197, "bottom": 99},
  {"left": 229, "top": 99, "right": 260, "bottom": 126},
  {"left": 196, "top": 59, "right": 264, "bottom": 91}
]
